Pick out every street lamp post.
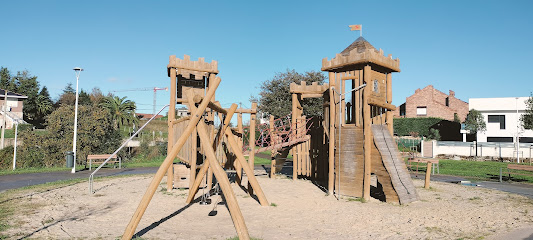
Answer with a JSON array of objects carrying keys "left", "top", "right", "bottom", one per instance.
[
  {"left": 516, "top": 97, "right": 520, "bottom": 164},
  {"left": 72, "top": 67, "right": 83, "bottom": 173}
]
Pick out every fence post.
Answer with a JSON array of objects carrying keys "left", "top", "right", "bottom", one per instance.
[
  {"left": 424, "top": 162, "right": 432, "bottom": 189},
  {"left": 499, "top": 167, "right": 502, "bottom": 182}
]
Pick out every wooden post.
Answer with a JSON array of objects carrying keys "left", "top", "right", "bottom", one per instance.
[
  {"left": 248, "top": 102, "right": 257, "bottom": 194},
  {"left": 225, "top": 127, "right": 269, "bottom": 206},
  {"left": 190, "top": 128, "right": 197, "bottom": 188},
  {"left": 196, "top": 122, "right": 250, "bottom": 240},
  {"left": 235, "top": 113, "right": 243, "bottom": 185},
  {"left": 425, "top": 162, "right": 432, "bottom": 189},
  {"left": 187, "top": 103, "right": 237, "bottom": 204},
  {"left": 269, "top": 115, "right": 276, "bottom": 177},
  {"left": 292, "top": 93, "right": 298, "bottom": 180},
  {"left": 363, "top": 65, "right": 372, "bottom": 201},
  {"left": 341, "top": 72, "right": 346, "bottom": 126},
  {"left": 386, "top": 73, "right": 393, "bottom": 136},
  {"left": 122, "top": 78, "right": 221, "bottom": 240},
  {"left": 166, "top": 63, "right": 177, "bottom": 192},
  {"left": 328, "top": 72, "right": 335, "bottom": 195},
  {"left": 301, "top": 116, "right": 307, "bottom": 177}
]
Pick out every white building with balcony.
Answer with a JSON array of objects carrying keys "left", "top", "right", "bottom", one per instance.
[{"left": 469, "top": 97, "right": 533, "bottom": 143}]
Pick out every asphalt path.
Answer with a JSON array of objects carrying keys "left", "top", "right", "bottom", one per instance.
[
  {"left": 1, "top": 166, "right": 532, "bottom": 199},
  {"left": 0, "top": 167, "right": 159, "bottom": 192}
]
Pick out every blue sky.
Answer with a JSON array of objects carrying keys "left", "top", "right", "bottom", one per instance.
[{"left": 1, "top": 0, "right": 532, "bottom": 116}]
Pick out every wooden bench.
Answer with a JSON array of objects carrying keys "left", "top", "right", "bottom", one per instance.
[
  {"left": 406, "top": 158, "right": 440, "bottom": 174},
  {"left": 88, "top": 154, "right": 121, "bottom": 170},
  {"left": 500, "top": 164, "right": 533, "bottom": 182}
]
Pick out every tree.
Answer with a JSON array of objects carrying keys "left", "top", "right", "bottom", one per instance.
[
  {"left": 453, "top": 113, "right": 461, "bottom": 123},
  {"left": 100, "top": 95, "right": 138, "bottom": 129},
  {"left": 56, "top": 83, "right": 77, "bottom": 106},
  {"left": 464, "top": 109, "right": 486, "bottom": 135},
  {"left": 34, "top": 86, "right": 54, "bottom": 128},
  {"left": 0, "top": 67, "right": 11, "bottom": 89},
  {"left": 520, "top": 94, "right": 533, "bottom": 130},
  {"left": 253, "top": 69, "right": 326, "bottom": 118},
  {"left": 89, "top": 87, "right": 105, "bottom": 106},
  {"left": 18, "top": 105, "right": 121, "bottom": 168},
  {"left": 12, "top": 70, "right": 41, "bottom": 125}
]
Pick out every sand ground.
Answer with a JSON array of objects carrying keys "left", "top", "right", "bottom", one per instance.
[{"left": 3, "top": 169, "right": 533, "bottom": 240}]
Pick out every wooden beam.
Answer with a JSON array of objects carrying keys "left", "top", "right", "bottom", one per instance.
[
  {"left": 341, "top": 75, "right": 358, "bottom": 80},
  {"left": 167, "top": 65, "right": 177, "bottom": 192},
  {"left": 236, "top": 113, "right": 243, "bottom": 185},
  {"left": 425, "top": 162, "right": 432, "bottom": 189},
  {"left": 225, "top": 108, "right": 257, "bottom": 114},
  {"left": 225, "top": 127, "right": 269, "bottom": 206},
  {"left": 292, "top": 94, "right": 298, "bottom": 180},
  {"left": 248, "top": 102, "right": 257, "bottom": 194},
  {"left": 193, "top": 95, "right": 228, "bottom": 115},
  {"left": 171, "top": 116, "right": 191, "bottom": 125},
  {"left": 368, "top": 96, "right": 396, "bottom": 111},
  {"left": 301, "top": 93, "right": 324, "bottom": 98},
  {"left": 197, "top": 121, "right": 250, "bottom": 240},
  {"left": 186, "top": 102, "right": 237, "bottom": 204},
  {"left": 121, "top": 77, "right": 221, "bottom": 240},
  {"left": 328, "top": 72, "right": 335, "bottom": 195},
  {"left": 363, "top": 65, "right": 372, "bottom": 201}
]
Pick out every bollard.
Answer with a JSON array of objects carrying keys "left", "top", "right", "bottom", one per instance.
[{"left": 424, "top": 162, "right": 432, "bottom": 189}]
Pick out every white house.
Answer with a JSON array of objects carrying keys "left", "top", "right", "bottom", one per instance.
[
  {"left": 0, "top": 89, "right": 27, "bottom": 129},
  {"left": 469, "top": 97, "right": 533, "bottom": 143}
]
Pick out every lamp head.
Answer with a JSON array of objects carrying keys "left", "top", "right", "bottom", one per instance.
[{"left": 73, "top": 67, "right": 84, "bottom": 72}]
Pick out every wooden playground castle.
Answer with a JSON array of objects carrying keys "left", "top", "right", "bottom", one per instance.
[{"left": 122, "top": 27, "right": 418, "bottom": 240}]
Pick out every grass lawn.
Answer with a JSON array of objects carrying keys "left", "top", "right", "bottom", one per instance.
[
  {"left": 0, "top": 166, "right": 86, "bottom": 176},
  {"left": 408, "top": 159, "right": 533, "bottom": 183}
]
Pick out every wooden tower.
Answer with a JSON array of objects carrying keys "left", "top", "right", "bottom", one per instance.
[{"left": 320, "top": 33, "right": 418, "bottom": 204}]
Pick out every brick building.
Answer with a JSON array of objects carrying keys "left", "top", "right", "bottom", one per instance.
[{"left": 394, "top": 85, "right": 468, "bottom": 122}]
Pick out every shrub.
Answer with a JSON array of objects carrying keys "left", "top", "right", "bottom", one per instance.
[{"left": 394, "top": 117, "right": 443, "bottom": 137}]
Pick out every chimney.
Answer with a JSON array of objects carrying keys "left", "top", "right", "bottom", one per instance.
[
  {"left": 449, "top": 90, "right": 455, "bottom": 97},
  {"left": 415, "top": 88, "right": 421, "bottom": 93}
]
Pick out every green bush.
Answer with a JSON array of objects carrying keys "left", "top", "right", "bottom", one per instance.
[
  {"left": 10, "top": 105, "right": 122, "bottom": 169},
  {"left": 0, "top": 146, "right": 14, "bottom": 169},
  {"left": 394, "top": 117, "right": 443, "bottom": 137}
]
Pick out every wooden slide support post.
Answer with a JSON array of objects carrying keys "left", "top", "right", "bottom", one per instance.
[
  {"left": 121, "top": 77, "right": 221, "bottom": 240},
  {"left": 363, "top": 65, "right": 372, "bottom": 201},
  {"left": 425, "top": 162, "right": 432, "bottom": 189},
  {"left": 186, "top": 102, "right": 237, "bottom": 204},
  {"left": 328, "top": 72, "right": 335, "bottom": 195},
  {"left": 167, "top": 65, "right": 177, "bottom": 192}
]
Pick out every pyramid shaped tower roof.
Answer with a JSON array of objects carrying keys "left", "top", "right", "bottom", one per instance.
[{"left": 322, "top": 36, "right": 400, "bottom": 73}]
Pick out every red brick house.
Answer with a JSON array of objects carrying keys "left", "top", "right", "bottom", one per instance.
[{"left": 394, "top": 85, "right": 468, "bottom": 122}]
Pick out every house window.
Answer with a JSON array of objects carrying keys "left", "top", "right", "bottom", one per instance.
[
  {"left": 487, "top": 137, "right": 513, "bottom": 142},
  {"left": 445, "top": 97, "right": 449, "bottom": 107},
  {"left": 373, "top": 80, "right": 379, "bottom": 93},
  {"left": 488, "top": 115, "right": 505, "bottom": 129},
  {"left": 416, "top": 106, "right": 427, "bottom": 116}
]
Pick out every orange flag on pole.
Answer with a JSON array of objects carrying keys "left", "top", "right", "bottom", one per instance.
[{"left": 349, "top": 25, "right": 362, "bottom": 31}]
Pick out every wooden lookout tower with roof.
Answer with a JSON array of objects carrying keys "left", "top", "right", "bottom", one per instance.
[{"left": 290, "top": 27, "right": 418, "bottom": 204}]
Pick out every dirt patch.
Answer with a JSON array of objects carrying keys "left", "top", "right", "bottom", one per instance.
[{"left": 2, "top": 169, "right": 533, "bottom": 239}]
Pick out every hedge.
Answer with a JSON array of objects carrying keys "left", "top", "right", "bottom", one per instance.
[{"left": 394, "top": 117, "right": 443, "bottom": 137}]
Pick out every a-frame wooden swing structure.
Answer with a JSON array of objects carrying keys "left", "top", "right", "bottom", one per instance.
[{"left": 121, "top": 55, "right": 268, "bottom": 240}]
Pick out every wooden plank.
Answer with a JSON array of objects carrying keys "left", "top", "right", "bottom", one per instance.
[
  {"left": 368, "top": 96, "right": 396, "bottom": 110},
  {"left": 121, "top": 77, "right": 220, "bottom": 240},
  {"left": 425, "top": 162, "right": 432, "bottom": 189},
  {"left": 292, "top": 94, "right": 298, "bottom": 180}
]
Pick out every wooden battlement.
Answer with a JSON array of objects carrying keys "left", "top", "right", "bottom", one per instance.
[
  {"left": 321, "top": 48, "right": 400, "bottom": 72},
  {"left": 167, "top": 54, "right": 219, "bottom": 80}
]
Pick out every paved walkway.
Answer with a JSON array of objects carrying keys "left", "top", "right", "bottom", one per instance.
[
  {"left": 0, "top": 167, "right": 159, "bottom": 192},
  {"left": 411, "top": 173, "right": 533, "bottom": 199}
]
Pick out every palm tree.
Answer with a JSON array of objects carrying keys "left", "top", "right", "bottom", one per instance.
[{"left": 100, "top": 96, "right": 138, "bottom": 129}]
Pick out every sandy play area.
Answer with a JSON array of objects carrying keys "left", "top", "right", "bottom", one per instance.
[{"left": 2, "top": 169, "right": 533, "bottom": 239}]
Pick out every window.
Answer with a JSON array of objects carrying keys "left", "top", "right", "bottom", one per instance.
[
  {"left": 488, "top": 115, "right": 505, "bottom": 129},
  {"left": 445, "top": 97, "right": 449, "bottom": 107},
  {"left": 373, "top": 80, "right": 379, "bottom": 93},
  {"left": 416, "top": 106, "right": 427, "bottom": 116}
]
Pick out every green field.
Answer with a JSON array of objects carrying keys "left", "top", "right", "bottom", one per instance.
[{"left": 407, "top": 159, "right": 533, "bottom": 183}]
